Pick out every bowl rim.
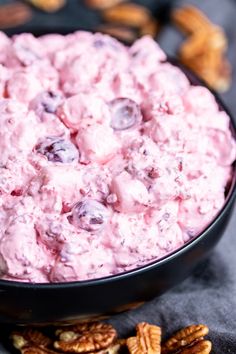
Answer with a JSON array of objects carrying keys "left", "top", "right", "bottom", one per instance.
[{"left": 0, "top": 54, "right": 235, "bottom": 290}]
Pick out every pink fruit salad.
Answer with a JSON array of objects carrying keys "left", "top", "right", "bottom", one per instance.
[{"left": 0, "top": 31, "right": 235, "bottom": 283}]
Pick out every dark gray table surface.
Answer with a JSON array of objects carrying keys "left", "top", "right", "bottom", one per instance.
[{"left": 0, "top": 0, "right": 236, "bottom": 353}]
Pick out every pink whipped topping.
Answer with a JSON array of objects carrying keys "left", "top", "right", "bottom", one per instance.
[{"left": 0, "top": 31, "right": 235, "bottom": 283}]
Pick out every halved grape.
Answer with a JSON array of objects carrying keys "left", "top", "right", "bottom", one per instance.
[
  {"left": 72, "top": 199, "right": 109, "bottom": 232},
  {"left": 35, "top": 137, "right": 79, "bottom": 163}
]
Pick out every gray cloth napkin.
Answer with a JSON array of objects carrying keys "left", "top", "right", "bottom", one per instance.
[{"left": 0, "top": 0, "right": 235, "bottom": 353}]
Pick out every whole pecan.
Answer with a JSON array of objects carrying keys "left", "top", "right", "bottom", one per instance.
[
  {"left": 127, "top": 322, "right": 161, "bottom": 354},
  {"left": 161, "top": 324, "right": 210, "bottom": 354},
  {"left": 54, "top": 322, "right": 117, "bottom": 353}
]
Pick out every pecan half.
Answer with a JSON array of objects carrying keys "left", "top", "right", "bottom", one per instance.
[
  {"left": 85, "top": 0, "right": 126, "bottom": 10},
  {"left": 54, "top": 322, "right": 117, "bottom": 353},
  {"left": 161, "top": 324, "right": 209, "bottom": 354},
  {"left": 127, "top": 322, "right": 161, "bottom": 354},
  {"left": 25, "top": 0, "right": 66, "bottom": 12},
  {"left": 102, "top": 3, "right": 151, "bottom": 28},
  {"left": 0, "top": 2, "right": 32, "bottom": 29},
  {"left": 11, "top": 329, "right": 51, "bottom": 350}
]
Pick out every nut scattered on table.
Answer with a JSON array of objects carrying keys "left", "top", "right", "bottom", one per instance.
[
  {"left": 172, "top": 5, "right": 231, "bottom": 92},
  {"left": 161, "top": 324, "right": 210, "bottom": 354},
  {"left": 10, "top": 321, "right": 212, "bottom": 354},
  {"left": 54, "top": 322, "right": 117, "bottom": 353},
  {"left": 25, "top": 0, "right": 66, "bottom": 12},
  {"left": 127, "top": 322, "right": 161, "bottom": 354},
  {"left": 0, "top": 2, "right": 32, "bottom": 29}
]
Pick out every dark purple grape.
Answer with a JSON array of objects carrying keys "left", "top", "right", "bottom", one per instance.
[
  {"left": 40, "top": 91, "right": 63, "bottom": 114},
  {"left": 36, "top": 137, "right": 79, "bottom": 163},
  {"left": 72, "top": 199, "right": 109, "bottom": 232},
  {"left": 93, "top": 39, "right": 105, "bottom": 48},
  {"left": 109, "top": 98, "right": 142, "bottom": 131}
]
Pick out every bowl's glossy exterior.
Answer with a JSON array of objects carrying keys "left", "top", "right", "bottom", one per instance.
[{"left": 0, "top": 58, "right": 235, "bottom": 325}]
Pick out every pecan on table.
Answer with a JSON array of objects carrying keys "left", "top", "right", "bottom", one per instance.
[
  {"left": 161, "top": 324, "right": 211, "bottom": 354},
  {"left": 54, "top": 322, "right": 117, "bottom": 353},
  {"left": 127, "top": 322, "right": 161, "bottom": 354}
]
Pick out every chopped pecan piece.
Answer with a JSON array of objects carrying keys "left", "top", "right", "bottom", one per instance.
[
  {"left": 161, "top": 324, "right": 209, "bottom": 354},
  {"left": 11, "top": 329, "right": 51, "bottom": 350},
  {"left": 127, "top": 322, "right": 161, "bottom": 354},
  {"left": 54, "top": 322, "right": 117, "bottom": 353},
  {"left": 102, "top": 3, "right": 151, "bottom": 28}
]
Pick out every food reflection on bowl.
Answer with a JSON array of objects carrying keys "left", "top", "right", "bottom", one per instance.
[{"left": 0, "top": 30, "right": 235, "bottom": 324}]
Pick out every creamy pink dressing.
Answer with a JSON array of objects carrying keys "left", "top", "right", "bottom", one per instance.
[{"left": 0, "top": 31, "right": 235, "bottom": 283}]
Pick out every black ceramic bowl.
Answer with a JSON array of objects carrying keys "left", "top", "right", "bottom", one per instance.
[{"left": 0, "top": 52, "right": 235, "bottom": 325}]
